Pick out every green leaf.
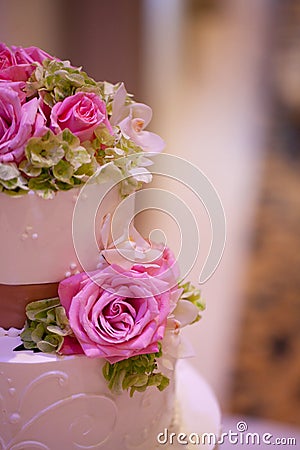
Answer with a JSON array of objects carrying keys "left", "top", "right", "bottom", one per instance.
[
  {"left": 147, "top": 373, "right": 163, "bottom": 387},
  {"left": 64, "top": 144, "right": 91, "bottom": 171},
  {"left": 26, "top": 132, "right": 64, "bottom": 168},
  {"left": 31, "top": 322, "right": 46, "bottom": 343},
  {"left": 53, "top": 160, "right": 74, "bottom": 183},
  {"left": 20, "top": 326, "right": 35, "bottom": 342},
  {"left": 102, "top": 346, "right": 169, "bottom": 397},
  {"left": 19, "top": 160, "right": 42, "bottom": 177},
  {"left": 157, "top": 375, "right": 170, "bottom": 391},
  {"left": 94, "top": 125, "right": 115, "bottom": 147},
  {"left": 25, "top": 298, "right": 61, "bottom": 321},
  {"left": 0, "top": 163, "right": 20, "bottom": 180},
  {"left": 73, "top": 158, "right": 97, "bottom": 178},
  {"left": 0, "top": 178, "right": 20, "bottom": 190},
  {"left": 179, "top": 281, "right": 206, "bottom": 311},
  {"left": 47, "top": 325, "right": 70, "bottom": 337},
  {"left": 55, "top": 180, "right": 74, "bottom": 191},
  {"left": 37, "top": 334, "right": 63, "bottom": 353},
  {"left": 27, "top": 172, "right": 55, "bottom": 193},
  {"left": 56, "top": 305, "right": 72, "bottom": 328},
  {"left": 23, "top": 340, "right": 39, "bottom": 350},
  {"left": 94, "top": 162, "right": 122, "bottom": 184},
  {"left": 61, "top": 129, "right": 79, "bottom": 146}
]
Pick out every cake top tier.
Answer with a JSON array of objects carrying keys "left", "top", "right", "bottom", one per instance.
[{"left": 0, "top": 42, "right": 165, "bottom": 199}]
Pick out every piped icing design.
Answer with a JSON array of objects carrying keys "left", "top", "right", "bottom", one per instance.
[{"left": 0, "top": 338, "right": 174, "bottom": 450}]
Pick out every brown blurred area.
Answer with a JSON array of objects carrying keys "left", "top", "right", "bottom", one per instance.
[
  {"left": 229, "top": 0, "right": 300, "bottom": 426},
  {"left": 0, "top": 0, "right": 143, "bottom": 98},
  {"left": 59, "top": 0, "right": 143, "bottom": 99},
  {"left": 229, "top": 153, "right": 300, "bottom": 425},
  {"left": 1, "top": 0, "right": 300, "bottom": 429}
]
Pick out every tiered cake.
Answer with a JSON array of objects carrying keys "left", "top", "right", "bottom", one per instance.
[{"left": 0, "top": 43, "right": 205, "bottom": 449}]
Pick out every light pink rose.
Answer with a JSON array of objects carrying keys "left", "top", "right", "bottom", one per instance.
[
  {"left": 0, "top": 43, "right": 53, "bottom": 82},
  {"left": 0, "top": 84, "right": 46, "bottom": 163},
  {"left": 50, "top": 92, "right": 112, "bottom": 141},
  {"left": 58, "top": 264, "right": 175, "bottom": 363}
]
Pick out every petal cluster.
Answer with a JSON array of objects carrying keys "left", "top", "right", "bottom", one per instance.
[{"left": 0, "top": 86, "right": 45, "bottom": 163}]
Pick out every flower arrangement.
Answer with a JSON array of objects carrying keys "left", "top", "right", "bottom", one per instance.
[
  {"left": 17, "top": 216, "right": 205, "bottom": 396},
  {"left": 0, "top": 42, "right": 164, "bottom": 198}
]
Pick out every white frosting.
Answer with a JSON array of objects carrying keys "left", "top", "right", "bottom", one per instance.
[
  {"left": 175, "top": 360, "right": 221, "bottom": 449},
  {"left": 0, "top": 183, "right": 133, "bottom": 285},
  {"left": 0, "top": 182, "right": 222, "bottom": 449},
  {"left": 0, "top": 337, "right": 174, "bottom": 450},
  {"left": 0, "top": 327, "right": 21, "bottom": 337}
]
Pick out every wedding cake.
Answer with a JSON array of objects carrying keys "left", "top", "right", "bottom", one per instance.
[{"left": 0, "top": 43, "right": 207, "bottom": 449}]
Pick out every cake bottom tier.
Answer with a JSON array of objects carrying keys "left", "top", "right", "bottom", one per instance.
[
  {"left": 0, "top": 337, "right": 174, "bottom": 450},
  {"left": 0, "top": 338, "right": 221, "bottom": 450}
]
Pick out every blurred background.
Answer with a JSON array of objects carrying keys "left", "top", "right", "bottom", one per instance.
[{"left": 1, "top": 0, "right": 300, "bottom": 432}]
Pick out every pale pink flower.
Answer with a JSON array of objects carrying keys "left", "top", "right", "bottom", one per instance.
[{"left": 110, "top": 83, "right": 165, "bottom": 153}]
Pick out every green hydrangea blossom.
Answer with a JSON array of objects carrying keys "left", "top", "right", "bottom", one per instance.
[
  {"left": 26, "top": 59, "right": 102, "bottom": 106},
  {"left": 0, "top": 163, "right": 28, "bottom": 195},
  {"left": 103, "top": 345, "right": 169, "bottom": 397},
  {"left": 20, "top": 298, "right": 73, "bottom": 353},
  {"left": 15, "top": 129, "right": 97, "bottom": 198}
]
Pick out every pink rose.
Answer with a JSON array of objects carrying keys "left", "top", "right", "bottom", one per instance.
[
  {"left": 0, "top": 43, "right": 15, "bottom": 72},
  {"left": 0, "top": 43, "right": 52, "bottom": 82},
  {"left": 0, "top": 84, "right": 46, "bottom": 163},
  {"left": 50, "top": 92, "right": 112, "bottom": 141},
  {"left": 12, "top": 45, "right": 54, "bottom": 65},
  {"left": 58, "top": 264, "right": 175, "bottom": 363},
  {"left": 0, "top": 79, "right": 26, "bottom": 103}
]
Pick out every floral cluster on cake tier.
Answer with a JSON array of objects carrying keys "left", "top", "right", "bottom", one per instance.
[
  {"left": 18, "top": 215, "right": 205, "bottom": 396},
  {"left": 0, "top": 42, "right": 164, "bottom": 197}
]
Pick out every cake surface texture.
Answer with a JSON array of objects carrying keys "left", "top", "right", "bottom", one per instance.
[
  {"left": 0, "top": 42, "right": 209, "bottom": 448},
  {"left": 0, "top": 337, "right": 174, "bottom": 450}
]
